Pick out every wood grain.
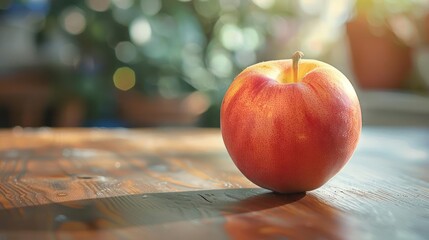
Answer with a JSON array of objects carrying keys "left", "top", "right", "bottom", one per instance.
[{"left": 0, "top": 127, "right": 428, "bottom": 240}]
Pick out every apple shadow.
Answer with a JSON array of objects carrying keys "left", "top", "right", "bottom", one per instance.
[{"left": 0, "top": 188, "right": 305, "bottom": 231}]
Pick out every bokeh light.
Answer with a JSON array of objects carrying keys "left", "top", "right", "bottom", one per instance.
[
  {"left": 85, "top": 0, "right": 110, "bottom": 12},
  {"left": 130, "top": 17, "right": 152, "bottom": 45},
  {"left": 113, "top": 67, "right": 136, "bottom": 91},
  {"left": 115, "top": 41, "right": 137, "bottom": 63},
  {"left": 220, "top": 23, "right": 261, "bottom": 52},
  {"left": 220, "top": 24, "right": 244, "bottom": 51},
  {"left": 61, "top": 7, "right": 86, "bottom": 35}
]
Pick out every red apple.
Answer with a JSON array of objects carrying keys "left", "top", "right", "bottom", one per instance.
[{"left": 221, "top": 51, "right": 361, "bottom": 193}]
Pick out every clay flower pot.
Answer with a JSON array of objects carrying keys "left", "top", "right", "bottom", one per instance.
[{"left": 346, "top": 15, "right": 413, "bottom": 89}]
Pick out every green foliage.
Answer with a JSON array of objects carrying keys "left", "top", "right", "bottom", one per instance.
[{"left": 38, "top": 0, "right": 297, "bottom": 125}]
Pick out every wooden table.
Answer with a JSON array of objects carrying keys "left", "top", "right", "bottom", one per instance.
[{"left": 0, "top": 127, "right": 428, "bottom": 239}]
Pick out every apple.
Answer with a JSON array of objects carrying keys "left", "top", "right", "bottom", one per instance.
[{"left": 220, "top": 51, "right": 361, "bottom": 193}]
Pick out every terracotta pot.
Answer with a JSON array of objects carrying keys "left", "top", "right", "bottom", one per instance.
[{"left": 346, "top": 16, "right": 413, "bottom": 89}]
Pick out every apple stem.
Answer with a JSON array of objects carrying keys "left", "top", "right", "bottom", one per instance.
[{"left": 292, "top": 51, "right": 304, "bottom": 83}]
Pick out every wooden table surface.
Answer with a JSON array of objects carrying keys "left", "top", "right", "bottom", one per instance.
[{"left": 0, "top": 127, "right": 428, "bottom": 240}]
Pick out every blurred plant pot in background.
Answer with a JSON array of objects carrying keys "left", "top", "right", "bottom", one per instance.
[
  {"left": 117, "top": 91, "right": 210, "bottom": 127},
  {"left": 346, "top": 15, "right": 413, "bottom": 89}
]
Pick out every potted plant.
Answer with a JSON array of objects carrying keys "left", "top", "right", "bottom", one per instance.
[{"left": 346, "top": 0, "right": 427, "bottom": 90}]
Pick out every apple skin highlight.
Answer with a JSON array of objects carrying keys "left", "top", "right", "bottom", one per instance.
[{"left": 220, "top": 54, "right": 362, "bottom": 193}]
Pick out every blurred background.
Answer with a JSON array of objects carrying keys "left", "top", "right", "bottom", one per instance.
[{"left": 0, "top": 0, "right": 428, "bottom": 128}]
